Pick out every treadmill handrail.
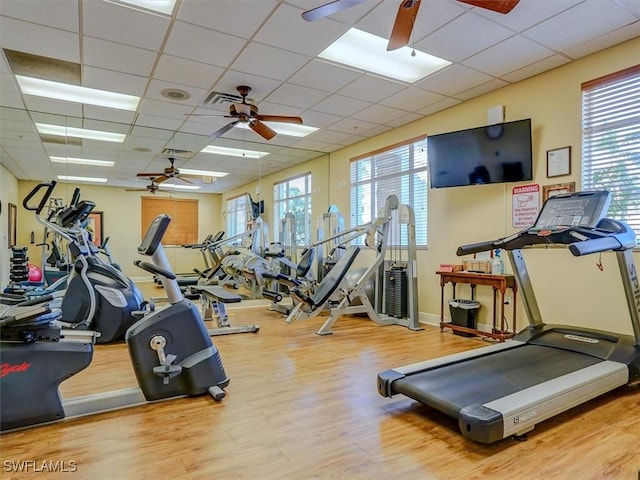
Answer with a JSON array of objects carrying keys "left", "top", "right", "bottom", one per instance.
[{"left": 457, "top": 217, "right": 634, "bottom": 257}]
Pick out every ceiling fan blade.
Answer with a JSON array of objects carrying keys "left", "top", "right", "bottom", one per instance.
[
  {"left": 301, "top": 0, "right": 367, "bottom": 21},
  {"left": 457, "top": 0, "right": 519, "bottom": 14},
  {"left": 136, "top": 172, "right": 164, "bottom": 177},
  {"left": 210, "top": 120, "right": 239, "bottom": 140},
  {"left": 387, "top": 0, "right": 422, "bottom": 51},
  {"left": 257, "top": 115, "right": 303, "bottom": 124},
  {"left": 153, "top": 175, "right": 170, "bottom": 184},
  {"left": 249, "top": 120, "right": 277, "bottom": 140}
]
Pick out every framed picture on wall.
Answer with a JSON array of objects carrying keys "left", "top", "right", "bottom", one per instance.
[
  {"left": 88, "top": 211, "right": 104, "bottom": 246},
  {"left": 542, "top": 182, "right": 576, "bottom": 201},
  {"left": 546, "top": 146, "right": 572, "bottom": 178},
  {"left": 8, "top": 202, "right": 17, "bottom": 248}
]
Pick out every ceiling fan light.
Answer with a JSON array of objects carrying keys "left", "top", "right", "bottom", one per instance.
[{"left": 319, "top": 28, "right": 450, "bottom": 83}]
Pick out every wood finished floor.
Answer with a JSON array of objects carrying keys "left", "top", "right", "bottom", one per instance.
[{"left": 2, "top": 287, "right": 640, "bottom": 479}]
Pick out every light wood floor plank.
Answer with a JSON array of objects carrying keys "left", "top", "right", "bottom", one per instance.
[{"left": 2, "top": 292, "right": 640, "bottom": 479}]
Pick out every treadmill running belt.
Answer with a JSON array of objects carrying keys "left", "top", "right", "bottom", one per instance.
[{"left": 391, "top": 345, "right": 601, "bottom": 418}]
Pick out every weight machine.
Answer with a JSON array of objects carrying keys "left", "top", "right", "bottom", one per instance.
[{"left": 286, "top": 195, "right": 422, "bottom": 335}]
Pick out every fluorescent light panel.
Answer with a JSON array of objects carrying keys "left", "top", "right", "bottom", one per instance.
[
  {"left": 36, "top": 123, "right": 126, "bottom": 143},
  {"left": 201, "top": 145, "right": 269, "bottom": 159},
  {"left": 163, "top": 183, "right": 201, "bottom": 190},
  {"left": 236, "top": 122, "right": 318, "bottom": 138},
  {"left": 57, "top": 175, "right": 108, "bottom": 183},
  {"left": 179, "top": 168, "right": 228, "bottom": 177},
  {"left": 318, "top": 28, "right": 451, "bottom": 83},
  {"left": 16, "top": 76, "right": 139, "bottom": 111},
  {"left": 105, "top": 0, "right": 176, "bottom": 15},
  {"left": 50, "top": 156, "right": 115, "bottom": 167}
]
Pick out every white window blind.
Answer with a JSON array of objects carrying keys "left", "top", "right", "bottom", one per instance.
[
  {"left": 273, "top": 172, "right": 312, "bottom": 245},
  {"left": 226, "top": 194, "right": 248, "bottom": 238},
  {"left": 350, "top": 136, "right": 428, "bottom": 246},
  {"left": 582, "top": 65, "right": 640, "bottom": 243}
]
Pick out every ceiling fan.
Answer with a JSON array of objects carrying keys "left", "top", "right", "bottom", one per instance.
[
  {"left": 125, "top": 178, "right": 166, "bottom": 195},
  {"left": 302, "top": 0, "right": 520, "bottom": 51},
  {"left": 186, "top": 85, "right": 304, "bottom": 141},
  {"left": 136, "top": 157, "right": 197, "bottom": 185}
]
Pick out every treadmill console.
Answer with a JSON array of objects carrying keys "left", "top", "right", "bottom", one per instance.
[{"left": 533, "top": 191, "right": 611, "bottom": 231}]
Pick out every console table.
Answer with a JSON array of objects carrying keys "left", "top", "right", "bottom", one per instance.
[{"left": 436, "top": 271, "right": 517, "bottom": 341}]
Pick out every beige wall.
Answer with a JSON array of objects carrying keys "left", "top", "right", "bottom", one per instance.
[
  {"left": 4, "top": 36, "right": 638, "bottom": 336},
  {"left": 16, "top": 181, "right": 223, "bottom": 279},
  {"left": 1, "top": 164, "right": 20, "bottom": 287}
]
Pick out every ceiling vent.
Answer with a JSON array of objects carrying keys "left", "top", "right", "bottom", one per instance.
[
  {"left": 161, "top": 148, "right": 193, "bottom": 158},
  {"left": 201, "top": 90, "right": 250, "bottom": 106}
]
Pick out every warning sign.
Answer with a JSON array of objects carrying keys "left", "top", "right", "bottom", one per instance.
[{"left": 512, "top": 184, "right": 540, "bottom": 228}]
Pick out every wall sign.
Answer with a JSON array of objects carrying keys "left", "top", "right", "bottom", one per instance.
[{"left": 512, "top": 184, "right": 540, "bottom": 228}]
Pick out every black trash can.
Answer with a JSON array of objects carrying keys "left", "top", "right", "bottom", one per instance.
[{"left": 448, "top": 299, "right": 480, "bottom": 337}]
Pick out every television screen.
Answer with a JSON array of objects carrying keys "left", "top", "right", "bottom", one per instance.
[{"left": 427, "top": 118, "right": 533, "bottom": 189}]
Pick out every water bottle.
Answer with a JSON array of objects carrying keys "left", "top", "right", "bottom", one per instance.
[{"left": 492, "top": 249, "right": 503, "bottom": 275}]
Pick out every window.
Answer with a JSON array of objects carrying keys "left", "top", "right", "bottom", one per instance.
[
  {"left": 141, "top": 197, "right": 198, "bottom": 245},
  {"left": 273, "top": 172, "right": 312, "bottom": 245},
  {"left": 350, "top": 136, "right": 428, "bottom": 246},
  {"left": 226, "top": 194, "right": 248, "bottom": 238},
  {"left": 582, "top": 65, "right": 640, "bottom": 243}
]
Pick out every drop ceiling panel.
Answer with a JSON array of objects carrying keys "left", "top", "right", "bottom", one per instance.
[
  {"left": 562, "top": 22, "right": 640, "bottom": 59},
  {"left": 464, "top": 36, "right": 556, "bottom": 77},
  {"left": 211, "top": 71, "right": 282, "bottom": 104},
  {"left": 162, "top": 21, "right": 247, "bottom": 68},
  {"left": 153, "top": 55, "right": 224, "bottom": 90},
  {"left": 380, "top": 85, "right": 446, "bottom": 111},
  {"left": 0, "top": 0, "right": 79, "bottom": 33},
  {"left": 287, "top": 59, "right": 362, "bottom": 93},
  {"left": 82, "top": 106, "right": 136, "bottom": 125},
  {"left": 83, "top": 66, "right": 148, "bottom": 96},
  {"left": 299, "top": 110, "right": 344, "bottom": 129},
  {"left": 416, "top": 64, "right": 493, "bottom": 97},
  {"left": 82, "top": 1, "right": 171, "bottom": 50},
  {"left": 23, "top": 96, "right": 83, "bottom": 117},
  {"left": 230, "top": 42, "right": 310, "bottom": 81},
  {"left": 454, "top": 78, "right": 510, "bottom": 101},
  {"left": 337, "top": 75, "right": 406, "bottom": 103},
  {"left": 265, "top": 83, "right": 328, "bottom": 110},
  {"left": 501, "top": 54, "right": 571, "bottom": 83},
  {"left": 311, "top": 94, "right": 370, "bottom": 117},
  {"left": 0, "top": 17, "right": 79, "bottom": 63},
  {"left": 416, "top": 12, "right": 514, "bottom": 62},
  {"left": 523, "top": 0, "right": 638, "bottom": 51},
  {"left": 145, "top": 79, "right": 208, "bottom": 107},
  {"left": 83, "top": 37, "right": 157, "bottom": 77},
  {"left": 351, "top": 103, "right": 407, "bottom": 125},
  {"left": 472, "top": 0, "right": 584, "bottom": 31}
]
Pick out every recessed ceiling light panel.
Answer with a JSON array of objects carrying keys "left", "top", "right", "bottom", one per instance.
[{"left": 319, "top": 28, "right": 451, "bottom": 83}]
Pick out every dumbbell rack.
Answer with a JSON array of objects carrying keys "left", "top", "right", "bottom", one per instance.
[{"left": 9, "top": 246, "right": 29, "bottom": 284}]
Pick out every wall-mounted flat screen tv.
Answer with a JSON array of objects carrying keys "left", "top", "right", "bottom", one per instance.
[{"left": 427, "top": 118, "right": 533, "bottom": 189}]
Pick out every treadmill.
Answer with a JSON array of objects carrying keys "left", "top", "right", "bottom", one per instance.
[{"left": 377, "top": 191, "right": 640, "bottom": 444}]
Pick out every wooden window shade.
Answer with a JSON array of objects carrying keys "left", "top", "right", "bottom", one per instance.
[{"left": 141, "top": 197, "right": 199, "bottom": 245}]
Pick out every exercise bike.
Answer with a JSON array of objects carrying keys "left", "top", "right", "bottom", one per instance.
[
  {"left": 23, "top": 181, "right": 146, "bottom": 343},
  {"left": 0, "top": 213, "right": 229, "bottom": 432}
]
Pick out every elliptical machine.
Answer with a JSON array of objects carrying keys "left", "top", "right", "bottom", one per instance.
[
  {"left": 0, "top": 212, "right": 229, "bottom": 432},
  {"left": 23, "top": 181, "right": 145, "bottom": 343}
]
